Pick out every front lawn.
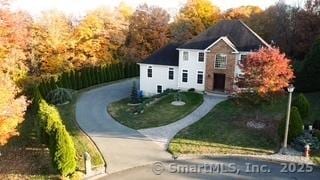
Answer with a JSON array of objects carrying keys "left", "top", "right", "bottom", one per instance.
[
  {"left": 108, "top": 92, "right": 203, "bottom": 129},
  {"left": 169, "top": 97, "right": 288, "bottom": 156}
]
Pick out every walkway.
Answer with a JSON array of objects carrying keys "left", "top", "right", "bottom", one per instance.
[{"left": 138, "top": 95, "right": 226, "bottom": 149}]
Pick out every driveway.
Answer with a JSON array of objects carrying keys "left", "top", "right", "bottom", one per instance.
[{"left": 75, "top": 79, "right": 171, "bottom": 174}]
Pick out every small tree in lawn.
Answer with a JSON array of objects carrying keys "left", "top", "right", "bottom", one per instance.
[
  {"left": 131, "top": 81, "right": 139, "bottom": 104},
  {"left": 237, "top": 47, "right": 294, "bottom": 119},
  {"left": 238, "top": 47, "right": 294, "bottom": 101}
]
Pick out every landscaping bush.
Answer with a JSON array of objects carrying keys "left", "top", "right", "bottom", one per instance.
[
  {"left": 35, "top": 93, "right": 76, "bottom": 176},
  {"left": 188, "top": 88, "right": 195, "bottom": 92},
  {"left": 278, "top": 106, "right": 304, "bottom": 143},
  {"left": 292, "top": 132, "right": 320, "bottom": 152},
  {"left": 46, "top": 88, "right": 73, "bottom": 105},
  {"left": 292, "top": 93, "right": 310, "bottom": 121},
  {"left": 130, "top": 81, "right": 139, "bottom": 104}
]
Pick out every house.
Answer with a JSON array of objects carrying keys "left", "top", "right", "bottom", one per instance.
[{"left": 138, "top": 20, "right": 270, "bottom": 96}]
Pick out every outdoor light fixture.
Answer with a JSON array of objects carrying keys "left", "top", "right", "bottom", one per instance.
[{"left": 282, "top": 84, "right": 295, "bottom": 154}]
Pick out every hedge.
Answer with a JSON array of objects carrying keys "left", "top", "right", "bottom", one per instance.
[
  {"left": 34, "top": 89, "right": 77, "bottom": 176},
  {"left": 39, "top": 62, "right": 139, "bottom": 97}
]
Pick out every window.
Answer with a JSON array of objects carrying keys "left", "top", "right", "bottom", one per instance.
[
  {"left": 198, "top": 52, "right": 204, "bottom": 62},
  {"left": 183, "top": 51, "right": 189, "bottom": 61},
  {"left": 239, "top": 54, "right": 247, "bottom": 65},
  {"left": 197, "top": 71, "right": 203, "bottom": 84},
  {"left": 168, "top": 68, "right": 174, "bottom": 80},
  {"left": 157, "top": 85, "right": 162, "bottom": 93},
  {"left": 147, "top": 66, "right": 152, "bottom": 77},
  {"left": 215, "top": 54, "right": 227, "bottom": 69},
  {"left": 182, "top": 70, "right": 188, "bottom": 82}
]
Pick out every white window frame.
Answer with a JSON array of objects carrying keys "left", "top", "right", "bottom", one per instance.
[
  {"left": 168, "top": 68, "right": 174, "bottom": 80},
  {"left": 214, "top": 54, "right": 227, "bottom": 69},
  {"left": 197, "top": 71, "right": 204, "bottom": 84},
  {"left": 183, "top": 51, "right": 189, "bottom": 61},
  {"left": 182, "top": 69, "right": 188, "bottom": 83},
  {"left": 239, "top": 54, "right": 247, "bottom": 65},
  {"left": 198, "top": 52, "right": 204, "bottom": 62}
]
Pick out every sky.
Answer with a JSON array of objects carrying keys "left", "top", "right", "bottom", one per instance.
[{"left": 10, "top": 0, "right": 306, "bottom": 17}]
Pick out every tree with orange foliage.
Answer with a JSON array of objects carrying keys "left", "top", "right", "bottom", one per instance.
[
  {"left": 0, "top": 3, "right": 28, "bottom": 145},
  {"left": 237, "top": 47, "right": 294, "bottom": 101},
  {"left": 224, "top": 6, "right": 262, "bottom": 20}
]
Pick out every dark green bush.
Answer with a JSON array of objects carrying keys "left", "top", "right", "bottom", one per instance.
[
  {"left": 46, "top": 88, "right": 73, "bottom": 105},
  {"left": 36, "top": 95, "right": 76, "bottom": 176},
  {"left": 130, "top": 81, "right": 139, "bottom": 104},
  {"left": 292, "top": 93, "right": 310, "bottom": 122},
  {"left": 278, "top": 106, "right": 304, "bottom": 143}
]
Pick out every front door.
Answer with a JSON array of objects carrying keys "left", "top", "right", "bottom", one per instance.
[{"left": 213, "top": 73, "right": 225, "bottom": 91}]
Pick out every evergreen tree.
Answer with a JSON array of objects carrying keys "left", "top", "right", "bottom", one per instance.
[
  {"left": 292, "top": 93, "right": 310, "bottom": 121},
  {"left": 296, "top": 38, "right": 320, "bottom": 92},
  {"left": 131, "top": 81, "right": 139, "bottom": 103},
  {"left": 278, "top": 106, "right": 304, "bottom": 142}
]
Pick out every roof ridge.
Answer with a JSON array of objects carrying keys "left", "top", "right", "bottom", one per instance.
[{"left": 239, "top": 20, "right": 271, "bottom": 48}]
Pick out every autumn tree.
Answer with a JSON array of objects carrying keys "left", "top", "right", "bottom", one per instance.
[
  {"left": 170, "top": 0, "right": 221, "bottom": 42},
  {"left": 238, "top": 47, "right": 294, "bottom": 101},
  {"left": 0, "top": 3, "right": 28, "bottom": 145},
  {"left": 122, "top": 4, "right": 170, "bottom": 61},
  {"left": 32, "top": 10, "right": 73, "bottom": 74},
  {"left": 224, "top": 6, "right": 262, "bottom": 20}
]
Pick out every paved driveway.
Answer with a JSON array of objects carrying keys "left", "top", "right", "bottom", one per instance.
[{"left": 75, "top": 79, "right": 171, "bottom": 174}]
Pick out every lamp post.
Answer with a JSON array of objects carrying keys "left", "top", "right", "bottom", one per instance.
[{"left": 282, "top": 84, "right": 295, "bottom": 153}]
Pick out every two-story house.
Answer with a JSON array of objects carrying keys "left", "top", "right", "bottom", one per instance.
[{"left": 138, "top": 20, "right": 270, "bottom": 96}]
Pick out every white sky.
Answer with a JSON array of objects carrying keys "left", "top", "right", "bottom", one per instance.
[{"left": 10, "top": 0, "right": 306, "bottom": 17}]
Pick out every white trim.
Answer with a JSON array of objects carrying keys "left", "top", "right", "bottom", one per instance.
[
  {"left": 176, "top": 48, "right": 206, "bottom": 52},
  {"left": 197, "top": 70, "right": 204, "bottom": 84},
  {"left": 204, "top": 36, "right": 239, "bottom": 53},
  {"left": 239, "top": 20, "right": 271, "bottom": 48},
  {"left": 138, "top": 63, "right": 178, "bottom": 68},
  {"left": 214, "top": 53, "right": 228, "bottom": 69}
]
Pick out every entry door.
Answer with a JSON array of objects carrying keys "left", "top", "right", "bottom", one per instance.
[{"left": 213, "top": 73, "right": 225, "bottom": 91}]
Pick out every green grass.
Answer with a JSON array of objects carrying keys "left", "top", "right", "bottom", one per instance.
[
  {"left": 108, "top": 92, "right": 204, "bottom": 129},
  {"left": 56, "top": 93, "right": 105, "bottom": 171},
  {"left": 169, "top": 96, "right": 289, "bottom": 156}
]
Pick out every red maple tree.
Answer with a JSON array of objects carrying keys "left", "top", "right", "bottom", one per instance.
[{"left": 238, "top": 47, "right": 294, "bottom": 98}]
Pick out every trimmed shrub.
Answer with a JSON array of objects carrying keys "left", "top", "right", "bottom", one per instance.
[
  {"left": 131, "top": 81, "right": 139, "bottom": 104},
  {"left": 46, "top": 88, "right": 73, "bottom": 105},
  {"left": 292, "top": 93, "right": 310, "bottom": 121},
  {"left": 37, "top": 97, "right": 76, "bottom": 176},
  {"left": 278, "top": 106, "right": 304, "bottom": 143}
]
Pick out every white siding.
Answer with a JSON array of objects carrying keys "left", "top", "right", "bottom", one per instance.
[
  {"left": 235, "top": 52, "right": 251, "bottom": 78},
  {"left": 139, "top": 64, "right": 178, "bottom": 96},
  {"left": 177, "top": 50, "right": 206, "bottom": 91}
]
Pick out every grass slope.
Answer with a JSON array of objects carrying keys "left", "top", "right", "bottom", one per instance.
[
  {"left": 169, "top": 96, "right": 288, "bottom": 155},
  {"left": 108, "top": 92, "right": 204, "bottom": 130}
]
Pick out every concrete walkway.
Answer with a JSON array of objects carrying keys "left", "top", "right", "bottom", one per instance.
[
  {"left": 138, "top": 95, "right": 226, "bottom": 149},
  {"left": 75, "top": 79, "right": 171, "bottom": 174}
]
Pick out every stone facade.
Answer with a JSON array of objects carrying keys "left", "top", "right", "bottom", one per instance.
[{"left": 205, "top": 40, "right": 236, "bottom": 93}]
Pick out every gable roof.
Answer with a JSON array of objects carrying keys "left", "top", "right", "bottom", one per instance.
[
  {"left": 140, "top": 43, "right": 181, "bottom": 66},
  {"left": 179, "top": 20, "right": 270, "bottom": 51}
]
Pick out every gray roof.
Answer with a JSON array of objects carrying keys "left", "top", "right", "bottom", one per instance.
[
  {"left": 141, "top": 20, "right": 269, "bottom": 66},
  {"left": 140, "top": 43, "right": 181, "bottom": 66},
  {"left": 179, "top": 20, "right": 269, "bottom": 51}
]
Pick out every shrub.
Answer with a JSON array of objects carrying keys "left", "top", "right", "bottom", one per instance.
[
  {"left": 130, "top": 81, "right": 139, "bottom": 104},
  {"left": 278, "top": 106, "right": 304, "bottom": 143},
  {"left": 292, "top": 93, "right": 310, "bottom": 121},
  {"left": 188, "top": 88, "right": 195, "bottom": 92},
  {"left": 292, "top": 132, "right": 320, "bottom": 152},
  {"left": 37, "top": 97, "right": 76, "bottom": 176},
  {"left": 46, "top": 88, "right": 73, "bottom": 105},
  {"left": 314, "top": 129, "right": 320, "bottom": 141}
]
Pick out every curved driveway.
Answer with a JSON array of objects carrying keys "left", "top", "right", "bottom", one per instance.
[{"left": 76, "top": 79, "right": 171, "bottom": 174}]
